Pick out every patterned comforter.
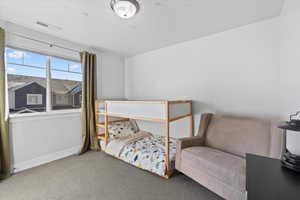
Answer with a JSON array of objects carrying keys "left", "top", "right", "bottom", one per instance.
[
  {"left": 119, "top": 135, "right": 177, "bottom": 176},
  {"left": 100, "top": 134, "right": 177, "bottom": 176}
]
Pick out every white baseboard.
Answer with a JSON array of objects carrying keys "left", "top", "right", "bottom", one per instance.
[{"left": 13, "top": 145, "right": 81, "bottom": 173}]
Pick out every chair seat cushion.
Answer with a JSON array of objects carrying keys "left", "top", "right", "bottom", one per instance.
[{"left": 181, "top": 146, "right": 246, "bottom": 190}]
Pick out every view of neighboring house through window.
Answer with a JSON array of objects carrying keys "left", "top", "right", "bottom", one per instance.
[
  {"left": 6, "top": 48, "right": 82, "bottom": 114},
  {"left": 50, "top": 57, "right": 82, "bottom": 110},
  {"left": 6, "top": 48, "right": 47, "bottom": 114}
]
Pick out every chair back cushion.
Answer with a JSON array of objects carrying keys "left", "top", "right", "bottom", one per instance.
[{"left": 203, "top": 114, "right": 283, "bottom": 158}]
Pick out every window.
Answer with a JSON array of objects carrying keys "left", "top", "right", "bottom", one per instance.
[
  {"left": 55, "top": 94, "right": 71, "bottom": 105},
  {"left": 6, "top": 48, "right": 47, "bottom": 114},
  {"left": 6, "top": 48, "right": 82, "bottom": 114},
  {"left": 27, "top": 94, "right": 42, "bottom": 105},
  {"left": 50, "top": 57, "right": 82, "bottom": 110}
]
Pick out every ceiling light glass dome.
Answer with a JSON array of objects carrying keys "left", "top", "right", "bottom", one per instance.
[{"left": 110, "top": 0, "right": 140, "bottom": 19}]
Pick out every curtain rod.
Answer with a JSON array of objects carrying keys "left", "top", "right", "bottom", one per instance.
[{"left": 8, "top": 32, "right": 82, "bottom": 53}]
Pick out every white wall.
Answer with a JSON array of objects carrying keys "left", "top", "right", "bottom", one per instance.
[
  {"left": 0, "top": 20, "right": 125, "bottom": 172},
  {"left": 97, "top": 52, "right": 125, "bottom": 99},
  {"left": 10, "top": 111, "right": 81, "bottom": 172},
  {"left": 125, "top": 18, "right": 281, "bottom": 137},
  {"left": 280, "top": 0, "right": 300, "bottom": 154}
]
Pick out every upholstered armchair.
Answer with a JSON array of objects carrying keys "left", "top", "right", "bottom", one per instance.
[{"left": 176, "top": 113, "right": 284, "bottom": 200}]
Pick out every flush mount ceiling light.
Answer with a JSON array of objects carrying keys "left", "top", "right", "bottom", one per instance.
[{"left": 110, "top": 0, "right": 140, "bottom": 19}]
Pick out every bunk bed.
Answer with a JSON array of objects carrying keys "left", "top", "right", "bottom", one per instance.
[{"left": 95, "top": 100, "right": 193, "bottom": 178}]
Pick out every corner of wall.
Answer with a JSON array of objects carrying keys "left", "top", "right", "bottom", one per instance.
[
  {"left": 95, "top": 50, "right": 126, "bottom": 99},
  {"left": 124, "top": 57, "right": 129, "bottom": 99}
]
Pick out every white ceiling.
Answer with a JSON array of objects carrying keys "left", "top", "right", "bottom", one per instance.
[{"left": 0, "top": 0, "right": 284, "bottom": 56}]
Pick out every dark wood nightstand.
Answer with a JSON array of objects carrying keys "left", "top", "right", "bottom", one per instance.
[{"left": 246, "top": 154, "right": 300, "bottom": 200}]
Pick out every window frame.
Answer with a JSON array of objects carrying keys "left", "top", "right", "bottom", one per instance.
[{"left": 6, "top": 46, "right": 83, "bottom": 117}]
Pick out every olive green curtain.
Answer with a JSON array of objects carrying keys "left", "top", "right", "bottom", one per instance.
[
  {"left": 0, "top": 27, "right": 11, "bottom": 179},
  {"left": 79, "top": 51, "right": 100, "bottom": 154}
]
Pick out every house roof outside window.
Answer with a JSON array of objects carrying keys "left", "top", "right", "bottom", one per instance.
[{"left": 7, "top": 74, "right": 81, "bottom": 94}]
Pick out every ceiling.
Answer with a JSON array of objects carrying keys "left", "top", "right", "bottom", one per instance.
[{"left": 0, "top": 0, "right": 284, "bottom": 56}]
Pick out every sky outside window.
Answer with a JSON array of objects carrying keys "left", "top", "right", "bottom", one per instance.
[
  {"left": 7, "top": 63, "right": 46, "bottom": 78},
  {"left": 6, "top": 48, "right": 82, "bottom": 81},
  {"left": 24, "top": 51, "right": 47, "bottom": 67}
]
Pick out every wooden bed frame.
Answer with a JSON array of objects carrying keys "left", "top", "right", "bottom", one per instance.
[{"left": 95, "top": 100, "right": 193, "bottom": 178}]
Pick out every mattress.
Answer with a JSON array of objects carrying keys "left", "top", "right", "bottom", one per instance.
[{"left": 100, "top": 134, "right": 177, "bottom": 176}]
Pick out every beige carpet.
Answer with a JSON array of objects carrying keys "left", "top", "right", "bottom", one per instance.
[{"left": 0, "top": 151, "right": 222, "bottom": 200}]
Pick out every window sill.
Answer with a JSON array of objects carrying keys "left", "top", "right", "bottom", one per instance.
[{"left": 9, "top": 109, "right": 81, "bottom": 123}]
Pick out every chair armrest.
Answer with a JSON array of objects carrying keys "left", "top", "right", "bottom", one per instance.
[
  {"left": 175, "top": 136, "right": 204, "bottom": 171},
  {"left": 177, "top": 136, "right": 205, "bottom": 150}
]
